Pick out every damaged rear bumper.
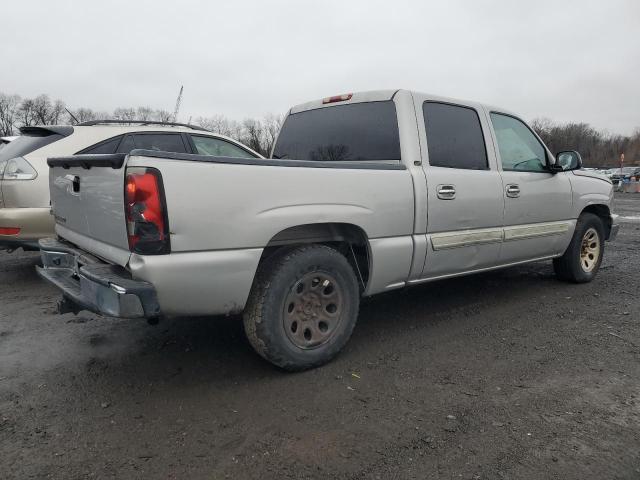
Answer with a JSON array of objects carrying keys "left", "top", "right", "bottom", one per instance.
[{"left": 36, "top": 238, "right": 160, "bottom": 318}]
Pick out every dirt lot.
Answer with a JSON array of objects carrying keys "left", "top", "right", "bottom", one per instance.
[{"left": 1, "top": 193, "right": 639, "bottom": 479}]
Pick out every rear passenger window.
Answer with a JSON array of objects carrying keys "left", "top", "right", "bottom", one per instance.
[
  {"left": 77, "top": 135, "right": 122, "bottom": 154},
  {"left": 132, "top": 134, "right": 187, "bottom": 153},
  {"left": 423, "top": 102, "right": 488, "bottom": 170}
]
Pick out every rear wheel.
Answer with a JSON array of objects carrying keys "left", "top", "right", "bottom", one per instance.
[
  {"left": 553, "top": 213, "right": 605, "bottom": 283},
  {"left": 243, "top": 245, "right": 360, "bottom": 371}
]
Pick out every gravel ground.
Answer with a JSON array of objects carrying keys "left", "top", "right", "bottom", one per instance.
[{"left": 1, "top": 193, "right": 639, "bottom": 479}]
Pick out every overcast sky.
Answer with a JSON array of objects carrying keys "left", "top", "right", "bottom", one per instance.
[{"left": 1, "top": 0, "right": 638, "bottom": 134}]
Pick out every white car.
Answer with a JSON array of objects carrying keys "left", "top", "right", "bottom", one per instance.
[{"left": 0, "top": 121, "right": 262, "bottom": 251}]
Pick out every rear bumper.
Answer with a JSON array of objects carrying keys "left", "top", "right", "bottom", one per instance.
[
  {"left": 37, "top": 238, "right": 160, "bottom": 318},
  {"left": 0, "top": 207, "right": 54, "bottom": 250}
]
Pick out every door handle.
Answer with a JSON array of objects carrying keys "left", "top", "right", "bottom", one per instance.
[
  {"left": 506, "top": 184, "right": 520, "bottom": 198},
  {"left": 437, "top": 184, "right": 456, "bottom": 200}
]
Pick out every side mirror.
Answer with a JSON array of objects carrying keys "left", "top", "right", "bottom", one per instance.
[{"left": 555, "top": 151, "right": 583, "bottom": 171}]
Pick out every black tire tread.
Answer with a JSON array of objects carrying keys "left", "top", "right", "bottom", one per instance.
[
  {"left": 243, "top": 245, "right": 359, "bottom": 371},
  {"left": 553, "top": 212, "right": 605, "bottom": 283}
]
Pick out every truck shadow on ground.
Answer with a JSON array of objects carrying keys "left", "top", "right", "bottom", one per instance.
[
  {"left": 1, "top": 251, "right": 570, "bottom": 387},
  {"left": 70, "top": 261, "right": 562, "bottom": 389}
]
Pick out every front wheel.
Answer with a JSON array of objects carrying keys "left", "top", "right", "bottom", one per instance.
[
  {"left": 553, "top": 213, "right": 605, "bottom": 283},
  {"left": 243, "top": 245, "right": 360, "bottom": 371}
]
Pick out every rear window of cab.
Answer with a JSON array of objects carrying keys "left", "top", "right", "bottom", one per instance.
[{"left": 272, "top": 101, "right": 401, "bottom": 161}]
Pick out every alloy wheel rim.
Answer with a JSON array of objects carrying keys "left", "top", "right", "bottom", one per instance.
[
  {"left": 580, "top": 227, "right": 600, "bottom": 272},
  {"left": 283, "top": 271, "right": 344, "bottom": 349}
]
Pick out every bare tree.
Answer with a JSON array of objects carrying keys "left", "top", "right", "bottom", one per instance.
[
  {"left": 195, "top": 115, "right": 226, "bottom": 133},
  {"left": 0, "top": 93, "right": 21, "bottom": 135},
  {"left": 50, "top": 100, "right": 66, "bottom": 124},
  {"left": 66, "top": 108, "right": 110, "bottom": 124},
  {"left": 113, "top": 107, "right": 137, "bottom": 122},
  {"left": 136, "top": 106, "right": 153, "bottom": 121},
  {"left": 241, "top": 118, "right": 264, "bottom": 154},
  {"left": 194, "top": 115, "right": 242, "bottom": 138},
  {"left": 262, "top": 113, "right": 284, "bottom": 156},
  {"left": 73, "top": 108, "right": 95, "bottom": 123},
  {"left": 17, "top": 98, "right": 38, "bottom": 127},
  {"left": 32, "top": 95, "right": 52, "bottom": 124},
  {"left": 26, "top": 95, "right": 66, "bottom": 125},
  {"left": 155, "top": 109, "right": 173, "bottom": 122}
]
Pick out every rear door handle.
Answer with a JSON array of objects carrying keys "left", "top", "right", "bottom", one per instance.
[
  {"left": 437, "top": 184, "right": 456, "bottom": 200},
  {"left": 506, "top": 184, "right": 520, "bottom": 198}
]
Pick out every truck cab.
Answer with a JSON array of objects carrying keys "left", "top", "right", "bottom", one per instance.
[{"left": 273, "top": 90, "right": 615, "bottom": 283}]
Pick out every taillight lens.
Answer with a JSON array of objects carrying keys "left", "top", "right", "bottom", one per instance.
[{"left": 124, "top": 167, "right": 170, "bottom": 255}]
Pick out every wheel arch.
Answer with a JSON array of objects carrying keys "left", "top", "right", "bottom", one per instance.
[
  {"left": 580, "top": 204, "right": 612, "bottom": 239},
  {"left": 259, "top": 222, "right": 371, "bottom": 291}
]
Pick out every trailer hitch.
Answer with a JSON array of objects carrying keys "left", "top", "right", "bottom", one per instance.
[{"left": 56, "top": 296, "right": 83, "bottom": 315}]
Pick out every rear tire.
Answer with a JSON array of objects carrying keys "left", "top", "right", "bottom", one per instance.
[
  {"left": 553, "top": 213, "right": 605, "bottom": 283},
  {"left": 243, "top": 245, "right": 360, "bottom": 371}
]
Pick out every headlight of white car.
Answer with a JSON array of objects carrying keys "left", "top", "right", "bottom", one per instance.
[{"left": 0, "top": 157, "right": 38, "bottom": 180}]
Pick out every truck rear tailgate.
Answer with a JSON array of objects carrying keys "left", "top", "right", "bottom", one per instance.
[{"left": 48, "top": 154, "right": 131, "bottom": 266}]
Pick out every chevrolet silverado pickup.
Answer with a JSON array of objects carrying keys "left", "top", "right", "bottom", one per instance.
[{"left": 38, "top": 90, "right": 619, "bottom": 370}]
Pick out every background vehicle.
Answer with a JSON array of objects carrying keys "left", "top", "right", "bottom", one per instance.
[
  {"left": 39, "top": 90, "right": 619, "bottom": 370},
  {"left": 611, "top": 166, "right": 640, "bottom": 183},
  {"left": 0, "top": 121, "right": 261, "bottom": 251}
]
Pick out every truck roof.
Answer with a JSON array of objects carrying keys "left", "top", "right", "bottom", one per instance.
[{"left": 289, "top": 89, "right": 517, "bottom": 117}]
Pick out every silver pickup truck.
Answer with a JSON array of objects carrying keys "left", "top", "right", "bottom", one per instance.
[{"left": 38, "top": 89, "right": 619, "bottom": 370}]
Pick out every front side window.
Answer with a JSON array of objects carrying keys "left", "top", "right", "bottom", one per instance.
[
  {"left": 490, "top": 113, "right": 547, "bottom": 172},
  {"left": 272, "top": 101, "right": 400, "bottom": 161},
  {"left": 423, "top": 102, "right": 488, "bottom": 170},
  {"left": 191, "top": 135, "right": 256, "bottom": 158}
]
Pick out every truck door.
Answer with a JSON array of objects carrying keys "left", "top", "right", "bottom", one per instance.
[
  {"left": 488, "top": 112, "right": 573, "bottom": 263},
  {"left": 418, "top": 101, "right": 504, "bottom": 278}
]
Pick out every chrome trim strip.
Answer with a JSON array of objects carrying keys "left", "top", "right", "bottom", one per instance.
[
  {"left": 430, "top": 227, "right": 503, "bottom": 251},
  {"left": 429, "top": 220, "right": 573, "bottom": 251},
  {"left": 503, "top": 220, "right": 571, "bottom": 241}
]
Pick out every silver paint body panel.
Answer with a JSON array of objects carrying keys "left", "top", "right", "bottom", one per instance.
[
  {"left": 128, "top": 249, "right": 263, "bottom": 316},
  {"left": 48, "top": 89, "right": 616, "bottom": 317}
]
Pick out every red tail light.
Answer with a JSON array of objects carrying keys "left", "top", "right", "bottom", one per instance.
[
  {"left": 0, "top": 227, "right": 21, "bottom": 236},
  {"left": 124, "top": 167, "right": 170, "bottom": 255},
  {"left": 322, "top": 93, "right": 353, "bottom": 104}
]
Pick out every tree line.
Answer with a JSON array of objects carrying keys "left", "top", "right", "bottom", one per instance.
[
  {"left": 531, "top": 118, "right": 639, "bottom": 168},
  {"left": 1, "top": 90, "right": 638, "bottom": 165}
]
